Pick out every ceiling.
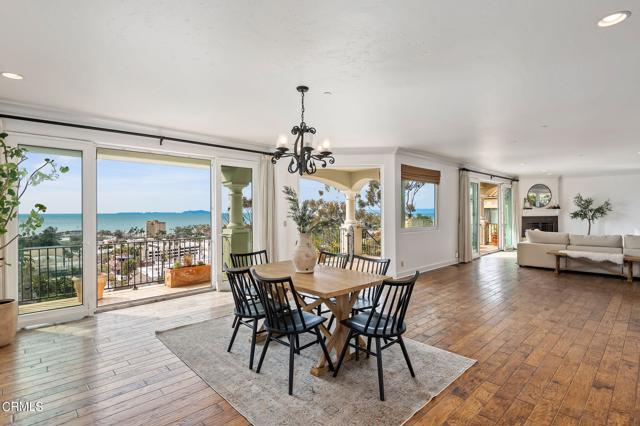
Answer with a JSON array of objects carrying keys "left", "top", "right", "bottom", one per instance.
[{"left": 1, "top": 0, "right": 638, "bottom": 176}]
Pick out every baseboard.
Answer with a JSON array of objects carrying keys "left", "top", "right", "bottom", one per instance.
[{"left": 395, "top": 259, "right": 458, "bottom": 278}]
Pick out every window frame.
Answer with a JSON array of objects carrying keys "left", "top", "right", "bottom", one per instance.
[{"left": 400, "top": 178, "right": 439, "bottom": 232}]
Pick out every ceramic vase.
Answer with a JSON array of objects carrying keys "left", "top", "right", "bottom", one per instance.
[{"left": 292, "top": 233, "right": 317, "bottom": 273}]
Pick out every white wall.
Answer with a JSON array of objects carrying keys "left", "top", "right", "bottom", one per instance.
[
  {"left": 395, "top": 153, "right": 460, "bottom": 276},
  {"left": 559, "top": 173, "right": 640, "bottom": 236}
]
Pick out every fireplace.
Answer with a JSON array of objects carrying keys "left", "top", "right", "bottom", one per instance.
[{"left": 522, "top": 215, "right": 559, "bottom": 237}]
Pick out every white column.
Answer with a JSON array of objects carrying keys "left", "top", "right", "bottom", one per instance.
[{"left": 340, "top": 191, "right": 363, "bottom": 255}]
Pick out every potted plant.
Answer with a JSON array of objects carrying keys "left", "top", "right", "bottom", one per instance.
[
  {"left": 282, "top": 186, "right": 342, "bottom": 273},
  {"left": 97, "top": 273, "right": 107, "bottom": 300},
  {"left": 0, "top": 133, "right": 68, "bottom": 346},
  {"left": 165, "top": 260, "right": 211, "bottom": 288},
  {"left": 570, "top": 194, "right": 612, "bottom": 235}
]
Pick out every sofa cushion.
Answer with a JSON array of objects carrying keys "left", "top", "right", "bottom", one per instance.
[
  {"left": 567, "top": 245, "right": 623, "bottom": 254},
  {"left": 526, "top": 230, "right": 570, "bottom": 245},
  {"left": 625, "top": 248, "right": 640, "bottom": 257},
  {"left": 624, "top": 235, "right": 640, "bottom": 249},
  {"left": 569, "top": 234, "right": 622, "bottom": 248},
  {"left": 517, "top": 242, "right": 568, "bottom": 269}
]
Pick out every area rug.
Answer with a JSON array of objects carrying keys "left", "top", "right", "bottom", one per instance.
[{"left": 156, "top": 315, "right": 475, "bottom": 426}]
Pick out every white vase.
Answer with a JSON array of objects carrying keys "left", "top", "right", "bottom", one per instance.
[{"left": 292, "top": 233, "right": 317, "bottom": 273}]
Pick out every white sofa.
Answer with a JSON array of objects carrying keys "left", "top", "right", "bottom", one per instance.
[
  {"left": 625, "top": 235, "right": 640, "bottom": 276},
  {"left": 517, "top": 230, "right": 639, "bottom": 277}
]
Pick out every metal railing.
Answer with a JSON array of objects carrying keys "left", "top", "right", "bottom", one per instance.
[
  {"left": 97, "top": 238, "right": 210, "bottom": 290},
  {"left": 362, "top": 228, "right": 382, "bottom": 257},
  {"left": 310, "top": 227, "right": 341, "bottom": 253},
  {"left": 309, "top": 226, "right": 382, "bottom": 257},
  {"left": 18, "top": 245, "right": 83, "bottom": 305}
]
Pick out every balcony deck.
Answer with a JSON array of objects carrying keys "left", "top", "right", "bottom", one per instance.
[
  {"left": 99, "top": 282, "right": 212, "bottom": 308},
  {"left": 18, "top": 282, "right": 213, "bottom": 315}
]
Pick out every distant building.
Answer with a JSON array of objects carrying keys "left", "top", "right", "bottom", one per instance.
[{"left": 146, "top": 220, "right": 166, "bottom": 238}]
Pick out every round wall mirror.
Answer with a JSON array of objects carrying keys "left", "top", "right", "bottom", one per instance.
[{"left": 527, "top": 184, "right": 552, "bottom": 208}]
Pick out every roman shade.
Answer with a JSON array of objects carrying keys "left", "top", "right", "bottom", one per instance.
[{"left": 401, "top": 164, "right": 441, "bottom": 184}]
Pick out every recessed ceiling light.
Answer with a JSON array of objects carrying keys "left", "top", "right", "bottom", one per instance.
[
  {"left": 1, "top": 71, "right": 23, "bottom": 80},
  {"left": 323, "top": 91, "right": 332, "bottom": 95},
  {"left": 598, "top": 11, "right": 631, "bottom": 27}
]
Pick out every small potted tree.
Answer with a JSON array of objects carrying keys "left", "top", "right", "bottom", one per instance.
[
  {"left": 0, "top": 133, "right": 68, "bottom": 346},
  {"left": 570, "top": 194, "right": 612, "bottom": 235},
  {"left": 282, "top": 186, "right": 342, "bottom": 273}
]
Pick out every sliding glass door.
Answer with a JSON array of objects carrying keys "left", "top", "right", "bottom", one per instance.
[
  {"left": 502, "top": 184, "right": 513, "bottom": 250},
  {"left": 469, "top": 181, "right": 480, "bottom": 257},
  {"left": 6, "top": 135, "right": 96, "bottom": 325}
]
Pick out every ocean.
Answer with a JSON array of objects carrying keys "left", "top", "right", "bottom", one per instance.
[
  {"left": 19, "top": 208, "right": 424, "bottom": 233},
  {"left": 19, "top": 211, "right": 214, "bottom": 233},
  {"left": 413, "top": 208, "right": 435, "bottom": 218}
]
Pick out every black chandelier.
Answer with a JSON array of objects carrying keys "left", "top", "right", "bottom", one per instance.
[{"left": 271, "top": 85, "right": 335, "bottom": 175}]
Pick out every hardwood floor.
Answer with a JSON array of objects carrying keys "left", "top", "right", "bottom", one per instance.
[{"left": 2, "top": 252, "right": 640, "bottom": 425}]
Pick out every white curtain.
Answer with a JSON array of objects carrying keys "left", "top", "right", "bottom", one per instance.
[
  {"left": 458, "top": 170, "right": 473, "bottom": 262},
  {"left": 260, "top": 155, "right": 278, "bottom": 261},
  {"left": 513, "top": 181, "right": 522, "bottom": 244}
]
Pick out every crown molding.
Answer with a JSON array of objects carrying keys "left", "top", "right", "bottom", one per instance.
[
  {"left": 558, "top": 169, "right": 640, "bottom": 179},
  {"left": 331, "top": 146, "right": 398, "bottom": 155}
]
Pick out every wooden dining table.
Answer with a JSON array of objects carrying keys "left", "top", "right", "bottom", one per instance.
[{"left": 252, "top": 260, "right": 390, "bottom": 376}]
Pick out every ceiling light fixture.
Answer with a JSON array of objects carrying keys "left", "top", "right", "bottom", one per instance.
[
  {"left": 271, "top": 85, "right": 335, "bottom": 175},
  {"left": 1, "top": 71, "right": 23, "bottom": 80},
  {"left": 598, "top": 11, "right": 631, "bottom": 27}
]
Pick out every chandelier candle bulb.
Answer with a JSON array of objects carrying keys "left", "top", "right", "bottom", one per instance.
[
  {"left": 303, "top": 132, "right": 313, "bottom": 147},
  {"left": 276, "top": 134, "right": 288, "bottom": 148}
]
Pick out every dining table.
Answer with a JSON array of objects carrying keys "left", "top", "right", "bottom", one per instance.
[{"left": 251, "top": 260, "right": 390, "bottom": 376}]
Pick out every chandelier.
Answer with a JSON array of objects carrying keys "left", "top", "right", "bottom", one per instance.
[{"left": 271, "top": 85, "right": 335, "bottom": 175}]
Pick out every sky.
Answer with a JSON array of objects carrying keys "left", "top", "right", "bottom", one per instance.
[
  {"left": 20, "top": 148, "right": 83, "bottom": 214},
  {"left": 97, "top": 159, "right": 211, "bottom": 213},
  {"left": 406, "top": 182, "right": 436, "bottom": 210},
  {"left": 20, "top": 148, "right": 216, "bottom": 214}
]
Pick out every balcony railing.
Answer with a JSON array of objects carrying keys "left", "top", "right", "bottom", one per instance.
[
  {"left": 97, "top": 238, "right": 210, "bottom": 290},
  {"left": 18, "top": 237, "right": 211, "bottom": 306},
  {"left": 18, "top": 245, "right": 83, "bottom": 306},
  {"left": 310, "top": 226, "right": 382, "bottom": 258},
  {"left": 362, "top": 228, "right": 382, "bottom": 257},
  {"left": 310, "top": 227, "right": 341, "bottom": 254}
]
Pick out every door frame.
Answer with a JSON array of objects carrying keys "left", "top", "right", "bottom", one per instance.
[
  {"left": 500, "top": 183, "right": 514, "bottom": 251},
  {"left": 4, "top": 133, "right": 97, "bottom": 328},
  {"left": 469, "top": 178, "right": 481, "bottom": 259}
]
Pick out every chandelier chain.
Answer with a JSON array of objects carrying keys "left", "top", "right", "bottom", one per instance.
[{"left": 300, "top": 90, "right": 305, "bottom": 123}]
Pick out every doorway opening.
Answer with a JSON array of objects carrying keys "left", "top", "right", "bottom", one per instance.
[
  {"left": 96, "top": 149, "right": 212, "bottom": 307},
  {"left": 479, "top": 182, "right": 499, "bottom": 255}
]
